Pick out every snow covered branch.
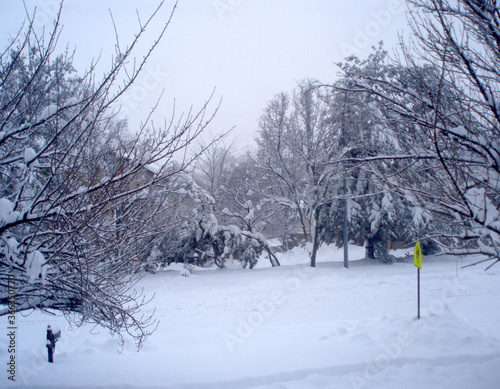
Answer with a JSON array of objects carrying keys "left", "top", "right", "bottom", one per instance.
[{"left": 0, "top": 1, "right": 218, "bottom": 349}]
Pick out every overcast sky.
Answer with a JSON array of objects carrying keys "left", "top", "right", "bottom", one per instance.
[{"left": 1, "top": 0, "right": 409, "bottom": 149}]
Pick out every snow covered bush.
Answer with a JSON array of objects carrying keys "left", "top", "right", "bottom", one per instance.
[{"left": 165, "top": 197, "right": 271, "bottom": 269}]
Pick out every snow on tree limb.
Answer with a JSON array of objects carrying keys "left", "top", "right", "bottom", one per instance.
[{"left": 0, "top": 0, "right": 218, "bottom": 349}]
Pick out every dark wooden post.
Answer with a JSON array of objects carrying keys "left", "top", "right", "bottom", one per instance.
[
  {"left": 46, "top": 325, "right": 61, "bottom": 363},
  {"left": 46, "top": 325, "right": 55, "bottom": 363}
]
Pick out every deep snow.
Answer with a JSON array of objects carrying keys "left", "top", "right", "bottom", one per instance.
[{"left": 1, "top": 244, "right": 500, "bottom": 388}]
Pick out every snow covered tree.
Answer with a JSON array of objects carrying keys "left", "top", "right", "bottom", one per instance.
[
  {"left": 216, "top": 155, "right": 276, "bottom": 234},
  {"left": 0, "top": 1, "right": 218, "bottom": 348},
  {"left": 302, "top": 44, "right": 445, "bottom": 261},
  {"left": 339, "top": 1, "right": 500, "bottom": 268},
  {"left": 256, "top": 80, "right": 343, "bottom": 266},
  {"left": 193, "top": 145, "right": 281, "bottom": 267},
  {"left": 163, "top": 167, "right": 281, "bottom": 269},
  {"left": 194, "top": 141, "right": 236, "bottom": 200}
]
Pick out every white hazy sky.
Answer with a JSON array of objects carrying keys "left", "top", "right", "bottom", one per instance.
[{"left": 1, "top": 0, "right": 409, "bottom": 149}]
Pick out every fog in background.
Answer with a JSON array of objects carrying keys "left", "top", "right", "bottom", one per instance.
[{"left": 0, "top": 0, "right": 408, "bottom": 149}]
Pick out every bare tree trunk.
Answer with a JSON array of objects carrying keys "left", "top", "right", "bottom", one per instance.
[
  {"left": 297, "top": 204, "right": 310, "bottom": 242},
  {"left": 310, "top": 208, "right": 321, "bottom": 267}
]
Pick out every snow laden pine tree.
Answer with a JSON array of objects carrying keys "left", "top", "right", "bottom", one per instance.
[
  {"left": 339, "top": 0, "right": 500, "bottom": 268},
  {"left": 318, "top": 48, "right": 437, "bottom": 260}
]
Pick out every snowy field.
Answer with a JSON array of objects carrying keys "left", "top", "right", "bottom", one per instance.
[{"left": 2, "top": 244, "right": 500, "bottom": 389}]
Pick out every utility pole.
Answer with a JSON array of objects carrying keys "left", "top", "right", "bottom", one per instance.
[
  {"left": 343, "top": 193, "right": 348, "bottom": 269},
  {"left": 341, "top": 91, "right": 349, "bottom": 269}
]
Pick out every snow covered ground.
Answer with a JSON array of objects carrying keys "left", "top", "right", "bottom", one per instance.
[{"left": 2, "top": 244, "right": 500, "bottom": 388}]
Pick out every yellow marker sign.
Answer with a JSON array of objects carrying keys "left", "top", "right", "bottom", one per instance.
[{"left": 414, "top": 241, "right": 422, "bottom": 269}]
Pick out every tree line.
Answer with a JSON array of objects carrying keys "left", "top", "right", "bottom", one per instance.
[{"left": 198, "top": 0, "right": 500, "bottom": 272}]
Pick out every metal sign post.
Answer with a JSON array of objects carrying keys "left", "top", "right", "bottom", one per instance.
[
  {"left": 414, "top": 241, "right": 422, "bottom": 319},
  {"left": 417, "top": 267, "right": 420, "bottom": 319}
]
